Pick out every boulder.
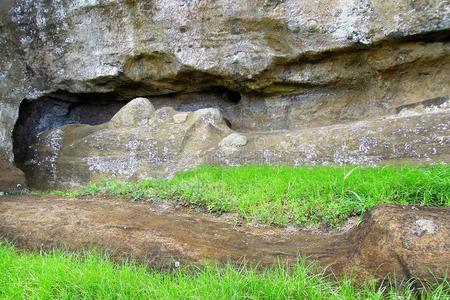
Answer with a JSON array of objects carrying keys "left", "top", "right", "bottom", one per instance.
[
  {"left": 348, "top": 206, "right": 450, "bottom": 282},
  {"left": 110, "top": 97, "right": 155, "bottom": 128},
  {"left": 219, "top": 133, "right": 248, "bottom": 154}
]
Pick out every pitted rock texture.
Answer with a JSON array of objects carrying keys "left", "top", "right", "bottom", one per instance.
[
  {"left": 347, "top": 206, "right": 450, "bottom": 282},
  {"left": 22, "top": 98, "right": 449, "bottom": 189},
  {"left": 23, "top": 100, "right": 233, "bottom": 188},
  {"left": 0, "top": 0, "right": 450, "bottom": 188}
]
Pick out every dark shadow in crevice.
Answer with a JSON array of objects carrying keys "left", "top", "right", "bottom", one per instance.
[
  {"left": 12, "top": 96, "right": 125, "bottom": 171},
  {"left": 211, "top": 86, "right": 242, "bottom": 104},
  {"left": 148, "top": 86, "right": 243, "bottom": 129}
]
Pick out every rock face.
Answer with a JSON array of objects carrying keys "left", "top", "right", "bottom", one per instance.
[
  {"left": 0, "top": 0, "right": 449, "bottom": 188},
  {"left": 21, "top": 98, "right": 449, "bottom": 189},
  {"left": 23, "top": 101, "right": 233, "bottom": 188}
]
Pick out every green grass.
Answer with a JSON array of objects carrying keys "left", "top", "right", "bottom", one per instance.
[
  {"left": 0, "top": 242, "right": 448, "bottom": 300},
  {"left": 39, "top": 164, "right": 450, "bottom": 227}
]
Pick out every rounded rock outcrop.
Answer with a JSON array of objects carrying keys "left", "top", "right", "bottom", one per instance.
[{"left": 110, "top": 98, "right": 155, "bottom": 128}]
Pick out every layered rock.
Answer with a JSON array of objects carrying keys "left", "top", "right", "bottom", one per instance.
[
  {"left": 22, "top": 97, "right": 449, "bottom": 189},
  {"left": 0, "top": 0, "right": 449, "bottom": 189}
]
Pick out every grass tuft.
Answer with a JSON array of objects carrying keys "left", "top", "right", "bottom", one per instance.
[
  {"left": 0, "top": 241, "right": 448, "bottom": 299},
  {"left": 36, "top": 164, "right": 450, "bottom": 227}
]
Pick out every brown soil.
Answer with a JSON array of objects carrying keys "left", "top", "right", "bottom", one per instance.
[{"left": 0, "top": 195, "right": 449, "bottom": 282}]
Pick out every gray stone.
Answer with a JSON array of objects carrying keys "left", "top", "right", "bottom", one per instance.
[
  {"left": 173, "top": 113, "right": 189, "bottom": 124},
  {"left": 219, "top": 133, "right": 248, "bottom": 154},
  {"left": 110, "top": 98, "right": 155, "bottom": 128},
  {"left": 220, "top": 133, "right": 248, "bottom": 148}
]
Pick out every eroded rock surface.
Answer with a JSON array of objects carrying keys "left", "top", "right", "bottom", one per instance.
[
  {"left": 19, "top": 97, "right": 449, "bottom": 189},
  {"left": 348, "top": 206, "right": 450, "bottom": 282},
  {"left": 0, "top": 0, "right": 449, "bottom": 188},
  {"left": 22, "top": 100, "right": 234, "bottom": 188},
  {"left": 1, "top": 196, "right": 449, "bottom": 283}
]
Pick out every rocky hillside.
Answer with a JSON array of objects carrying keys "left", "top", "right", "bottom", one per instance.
[{"left": 0, "top": 0, "right": 449, "bottom": 189}]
